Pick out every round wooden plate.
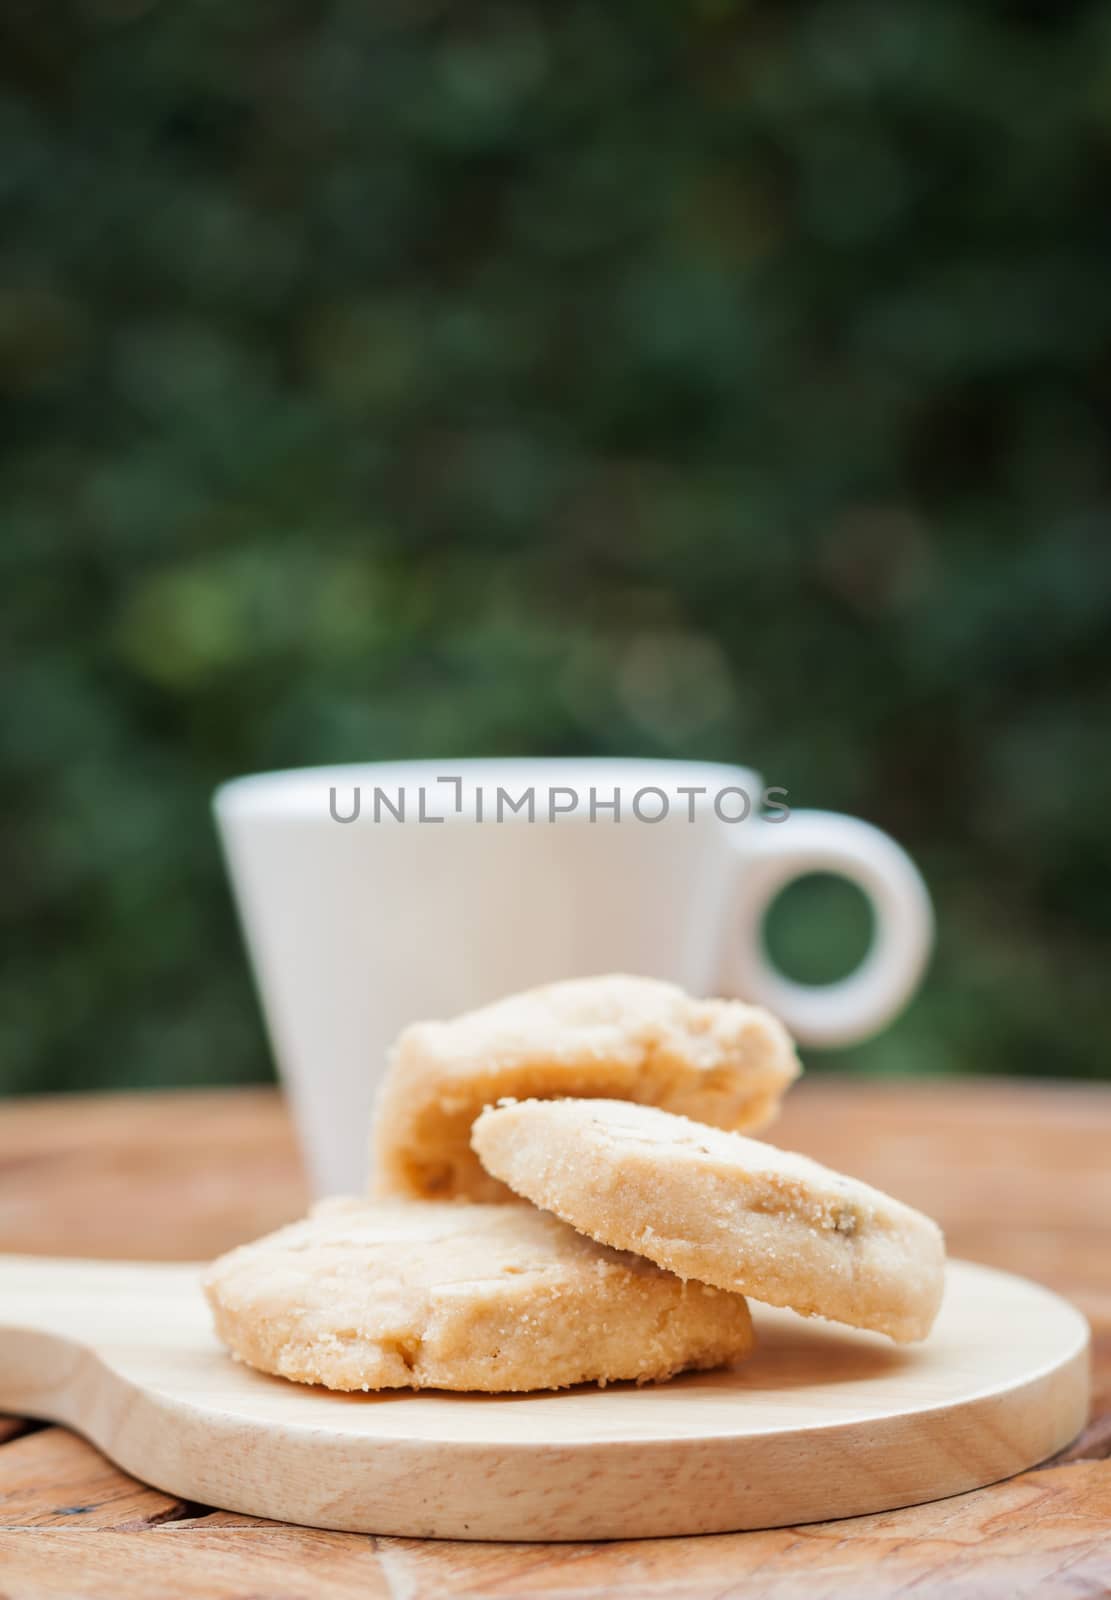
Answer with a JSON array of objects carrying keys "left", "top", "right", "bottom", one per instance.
[{"left": 0, "top": 1255, "right": 1088, "bottom": 1540}]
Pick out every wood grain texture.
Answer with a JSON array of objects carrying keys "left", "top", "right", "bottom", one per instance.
[
  {"left": 0, "top": 1087, "right": 308, "bottom": 1262},
  {"left": 0, "top": 1530, "right": 393, "bottom": 1600},
  {"left": 1, "top": 1462, "right": 1108, "bottom": 1599},
  {"left": 0, "top": 1079, "right": 1107, "bottom": 1595},
  {"left": 0, "top": 1428, "right": 185, "bottom": 1529},
  {"left": 365, "top": 1459, "right": 1111, "bottom": 1599}
]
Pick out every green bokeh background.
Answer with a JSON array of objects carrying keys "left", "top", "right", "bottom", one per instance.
[{"left": 3, "top": 1, "right": 1110, "bottom": 1096}]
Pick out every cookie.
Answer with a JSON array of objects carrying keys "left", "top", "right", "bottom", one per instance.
[
  {"left": 472, "top": 1098, "right": 945, "bottom": 1342},
  {"left": 372, "top": 974, "right": 801, "bottom": 1201},
  {"left": 204, "top": 1196, "right": 755, "bottom": 1392}
]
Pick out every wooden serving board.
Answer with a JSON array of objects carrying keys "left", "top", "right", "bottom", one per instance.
[{"left": 0, "top": 1255, "right": 1087, "bottom": 1542}]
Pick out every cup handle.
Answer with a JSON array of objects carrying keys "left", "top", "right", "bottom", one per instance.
[{"left": 723, "top": 810, "right": 934, "bottom": 1047}]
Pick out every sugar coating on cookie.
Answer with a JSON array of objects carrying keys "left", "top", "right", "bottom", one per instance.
[
  {"left": 372, "top": 974, "right": 801, "bottom": 1201},
  {"left": 472, "top": 1099, "right": 945, "bottom": 1343},
  {"left": 204, "top": 1196, "right": 755, "bottom": 1392}
]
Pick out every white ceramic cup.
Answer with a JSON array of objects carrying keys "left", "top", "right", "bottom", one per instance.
[{"left": 214, "top": 759, "right": 933, "bottom": 1194}]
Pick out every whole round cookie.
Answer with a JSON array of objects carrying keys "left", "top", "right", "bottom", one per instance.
[
  {"left": 471, "top": 1099, "right": 946, "bottom": 1343},
  {"left": 372, "top": 974, "right": 801, "bottom": 1201},
  {"left": 205, "top": 1196, "right": 754, "bottom": 1392}
]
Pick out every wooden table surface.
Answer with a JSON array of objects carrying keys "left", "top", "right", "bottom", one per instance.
[{"left": 0, "top": 1077, "right": 1108, "bottom": 1598}]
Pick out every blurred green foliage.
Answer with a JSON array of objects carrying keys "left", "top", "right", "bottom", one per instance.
[{"left": 3, "top": 0, "right": 1110, "bottom": 1096}]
